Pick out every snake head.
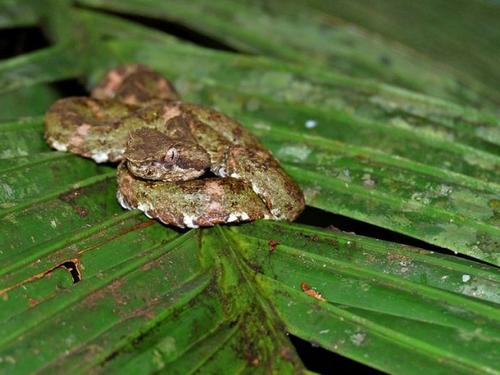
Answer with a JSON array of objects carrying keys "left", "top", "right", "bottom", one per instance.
[{"left": 125, "top": 128, "right": 210, "bottom": 181}]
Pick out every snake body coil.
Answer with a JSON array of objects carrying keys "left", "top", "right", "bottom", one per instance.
[{"left": 45, "top": 65, "right": 305, "bottom": 228}]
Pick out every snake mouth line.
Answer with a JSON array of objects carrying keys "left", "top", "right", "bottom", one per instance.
[{"left": 127, "top": 160, "right": 206, "bottom": 181}]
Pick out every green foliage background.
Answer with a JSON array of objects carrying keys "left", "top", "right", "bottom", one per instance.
[{"left": 0, "top": 1, "right": 499, "bottom": 373}]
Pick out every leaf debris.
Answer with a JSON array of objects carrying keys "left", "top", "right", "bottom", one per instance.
[{"left": 300, "top": 281, "right": 325, "bottom": 302}]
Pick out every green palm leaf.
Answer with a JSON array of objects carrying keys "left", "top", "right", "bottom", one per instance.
[
  {"left": 0, "top": 1, "right": 498, "bottom": 373},
  {"left": 77, "top": 0, "right": 500, "bottom": 111}
]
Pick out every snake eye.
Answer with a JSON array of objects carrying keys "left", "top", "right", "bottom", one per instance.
[{"left": 165, "top": 148, "right": 178, "bottom": 162}]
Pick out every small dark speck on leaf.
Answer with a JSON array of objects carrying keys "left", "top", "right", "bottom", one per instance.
[
  {"left": 307, "top": 235, "right": 321, "bottom": 241},
  {"left": 59, "top": 189, "right": 89, "bottom": 217},
  {"left": 379, "top": 55, "right": 392, "bottom": 66},
  {"left": 59, "top": 188, "right": 83, "bottom": 202},
  {"left": 280, "top": 346, "right": 294, "bottom": 361},
  {"left": 74, "top": 205, "right": 89, "bottom": 217},
  {"left": 268, "top": 239, "right": 279, "bottom": 253}
]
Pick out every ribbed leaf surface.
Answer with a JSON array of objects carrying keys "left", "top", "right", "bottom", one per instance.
[
  {"left": 1, "top": 11, "right": 498, "bottom": 263},
  {"left": 76, "top": 0, "right": 500, "bottom": 111},
  {"left": 0, "top": 2, "right": 498, "bottom": 374}
]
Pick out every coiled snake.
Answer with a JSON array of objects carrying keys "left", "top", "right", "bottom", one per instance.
[{"left": 45, "top": 65, "right": 305, "bottom": 228}]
